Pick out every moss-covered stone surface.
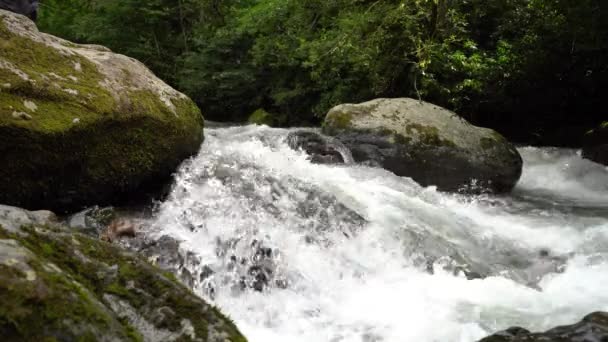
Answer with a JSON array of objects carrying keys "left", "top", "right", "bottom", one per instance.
[
  {"left": 0, "top": 218, "right": 247, "bottom": 342},
  {"left": 0, "top": 10, "right": 204, "bottom": 212},
  {"left": 322, "top": 98, "right": 523, "bottom": 193},
  {"left": 247, "top": 108, "right": 285, "bottom": 127}
]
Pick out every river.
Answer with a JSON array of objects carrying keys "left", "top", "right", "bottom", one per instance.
[{"left": 146, "top": 125, "right": 608, "bottom": 342}]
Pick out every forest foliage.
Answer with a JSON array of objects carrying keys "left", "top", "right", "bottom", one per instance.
[{"left": 37, "top": 0, "right": 607, "bottom": 144}]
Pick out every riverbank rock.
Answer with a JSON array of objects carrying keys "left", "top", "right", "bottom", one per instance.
[
  {"left": 582, "top": 122, "right": 608, "bottom": 166},
  {"left": 322, "top": 98, "right": 522, "bottom": 193},
  {"left": 0, "top": 10, "right": 204, "bottom": 212},
  {"left": 0, "top": 204, "right": 57, "bottom": 233},
  {"left": 479, "top": 312, "right": 608, "bottom": 341},
  {"left": 0, "top": 208, "right": 247, "bottom": 342}
]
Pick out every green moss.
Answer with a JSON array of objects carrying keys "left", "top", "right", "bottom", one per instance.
[
  {"left": 0, "top": 15, "right": 205, "bottom": 211},
  {"left": 480, "top": 137, "right": 497, "bottom": 149},
  {"left": 247, "top": 108, "right": 274, "bottom": 126},
  {"left": 0, "top": 18, "right": 116, "bottom": 134},
  {"left": 392, "top": 133, "right": 413, "bottom": 144},
  {"left": 601, "top": 121, "right": 608, "bottom": 129},
  {"left": 0, "top": 250, "right": 123, "bottom": 341},
  {"left": 323, "top": 110, "right": 353, "bottom": 133},
  {"left": 10, "top": 226, "right": 247, "bottom": 341},
  {"left": 0, "top": 226, "right": 9, "bottom": 239},
  {"left": 404, "top": 123, "right": 456, "bottom": 147},
  {"left": 0, "top": 100, "right": 203, "bottom": 212}
]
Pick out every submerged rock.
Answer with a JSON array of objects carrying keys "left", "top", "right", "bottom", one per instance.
[
  {"left": 322, "top": 98, "right": 523, "bottom": 193},
  {"left": 582, "top": 122, "right": 608, "bottom": 166},
  {"left": 287, "top": 130, "right": 349, "bottom": 164},
  {"left": 0, "top": 208, "right": 247, "bottom": 342},
  {"left": 0, "top": 10, "right": 204, "bottom": 212},
  {"left": 479, "top": 312, "right": 608, "bottom": 341}
]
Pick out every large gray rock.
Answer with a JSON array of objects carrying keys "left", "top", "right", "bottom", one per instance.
[
  {"left": 0, "top": 212, "right": 247, "bottom": 342},
  {"left": 0, "top": 10, "right": 204, "bottom": 212},
  {"left": 479, "top": 312, "right": 608, "bottom": 341},
  {"left": 322, "top": 98, "right": 523, "bottom": 193},
  {"left": 0, "top": 204, "right": 56, "bottom": 233},
  {"left": 582, "top": 122, "right": 608, "bottom": 166}
]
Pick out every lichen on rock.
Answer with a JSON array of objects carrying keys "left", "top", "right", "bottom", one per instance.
[
  {"left": 0, "top": 9, "right": 204, "bottom": 212},
  {"left": 0, "top": 205, "right": 247, "bottom": 342},
  {"left": 322, "top": 98, "right": 523, "bottom": 193}
]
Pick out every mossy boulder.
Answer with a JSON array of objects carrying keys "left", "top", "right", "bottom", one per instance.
[
  {"left": 322, "top": 98, "right": 523, "bottom": 193},
  {"left": 0, "top": 10, "right": 204, "bottom": 212},
  {"left": 247, "top": 108, "right": 274, "bottom": 125},
  {"left": 582, "top": 122, "right": 608, "bottom": 166},
  {"left": 478, "top": 312, "right": 608, "bottom": 342},
  {"left": 0, "top": 205, "right": 247, "bottom": 342}
]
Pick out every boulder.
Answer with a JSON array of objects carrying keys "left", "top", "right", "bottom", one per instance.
[
  {"left": 0, "top": 10, "right": 204, "bottom": 212},
  {"left": 247, "top": 108, "right": 274, "bottom": 126},
  {"left": 582, "top": 122, "right": 608, "bottom": 166},
  {"left": 322, "top": 98, "right": 522, "bottom": 193},
  {"left": 0, "top": 210, "right": 247, "bottom": 342},
  {"left": 479, "top": 312, "right": 608, "bottom": 341},
  {"left": 0, "top": 0, "right": 38, "bottom": 21},
  {"left": 0, "top": 204, "right": 56, "bottom": 233},
  {"left": 287, "top": 130, "right": 349, "bottom": 164}
]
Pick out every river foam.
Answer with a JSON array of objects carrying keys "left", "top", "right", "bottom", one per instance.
[{"left": 149, "top": 126, "right": 608, "bottom": 342}]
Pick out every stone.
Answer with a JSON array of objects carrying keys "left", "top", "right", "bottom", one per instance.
[
  {"left": 287, "top": 130, "right": 349, "bottom": 164},
  {"left": 0, "top": 218, "right": 247, "bottom": 341},
  {"left": 0, "top": 204, "right": 57, "bottom": 233},
  {"left": 247, "top": 108, "right": 276, "bottom": 126},
  {"left": 0, "top": 10, "right": 204, "bottom": 212},
  {"left": 582, "top": 122, "right": 608, "bottom": 166},
  {"left": 479, "top": 312, "right": 608, "bottom": 341},
  {"left": 66, "top": 206, "right": 116, "bottom": 236},
  {"left": 323, "top": 98, "right": 523, "bottom": 193}
]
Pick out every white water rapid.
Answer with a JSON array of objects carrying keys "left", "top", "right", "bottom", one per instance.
[{"left": 148, "top": 126, "right": 608, "bottom": 342}]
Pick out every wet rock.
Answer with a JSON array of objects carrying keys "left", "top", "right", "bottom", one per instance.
[
  {"left": 479, "top": 312, "right": 608, "bottom": 341},
  {"left": 248, "top": 108, "right": 277, "bottom": 126},
  {"left": 0, "top": 0, "right": 38, "bottom": 21},
  {"left": 214, "top": 237, "right": 281, "bottom": 293},
  {"left": 0, "top": 10, "right": 204, "bottom": 212},
  {"left": 0, "top": 217, "right": 247, "bottom": 341},
  {"left": 582, "top": 122, "right": 608, "bottom": 166},
  {"left": 132, "top": 234, "right": 202, "bottom": 289},
  {"left": 0, "top": 204, "right": 57, "bottom": 233},
  {"left": 66, "top": 206, "right": 116, "bottom": 236},
  {"left": 287, "top": 130, "right": 348, "bottom": 164},
  {"left": 322, "top": 98, "right": 523, "bottom": 193}
]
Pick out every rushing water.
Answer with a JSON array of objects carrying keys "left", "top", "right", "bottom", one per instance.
[{"left": 147, "top": 125, "right": 608, "bottom": 342}]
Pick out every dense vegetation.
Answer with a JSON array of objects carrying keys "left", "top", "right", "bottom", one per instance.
[{"left": 38, "top": 0, "right": 607, "bottom": 145}]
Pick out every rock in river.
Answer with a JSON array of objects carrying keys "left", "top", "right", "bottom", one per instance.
[
  {"left": 322, "top": 98, "right": 523, "bottom": 193},
  {"left": 582, "top": 121, "right": 608, "bottom": 166},
  {"left": 479, "top": 311, "right": 608, "bottom": 342}
]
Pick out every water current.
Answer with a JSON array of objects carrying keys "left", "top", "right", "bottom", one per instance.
[{"left": 147, "top": 125, "right": 608, "bottom": 342}]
